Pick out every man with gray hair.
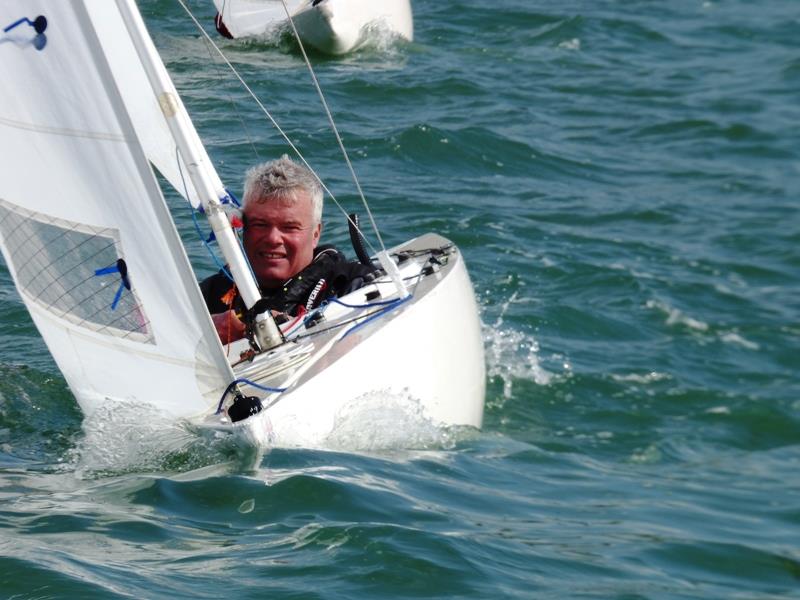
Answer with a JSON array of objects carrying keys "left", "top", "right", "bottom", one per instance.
[{"left": 200, "top": 155, "right": 375, "bottom": 344}]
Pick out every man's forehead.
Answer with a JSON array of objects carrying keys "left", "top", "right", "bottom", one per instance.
[{"left": 246, "top": 192, "right": 313, "bottom": 218}]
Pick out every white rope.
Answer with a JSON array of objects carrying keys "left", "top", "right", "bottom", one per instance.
[
  {"left": 279, "top": 0, "right": 387, "bottom": 255},
  {"left": 175, "top": 0, "right": 381, "bottom": 256}
]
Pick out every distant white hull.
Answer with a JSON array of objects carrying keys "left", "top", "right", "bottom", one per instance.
[{"left": 213, "top": 0, "right": 413, "bottom": 54}]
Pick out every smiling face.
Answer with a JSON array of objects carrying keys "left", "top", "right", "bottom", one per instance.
[{"left": 242, "top": 189, "right": 321, "bottom": 289}]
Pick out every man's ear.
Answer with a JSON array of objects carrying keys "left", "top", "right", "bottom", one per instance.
[{"left": 313, "top": 222, "right": 322, "bottom": 248}]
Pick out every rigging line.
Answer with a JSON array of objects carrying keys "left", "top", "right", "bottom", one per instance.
[
  {"left": 290, "top": 301, "right": 404, "bottom": 342},
  {"left": 178, "top": 144, "right": 253, "bottom": 285},
  {"left": 341, "top": 295, "right": 411, "bottom": 339},
  {"left": 216, "top": 378, "right": 287, "bottom": 415},
  {"left": 197, "top": 26, "right": 260, "bottom": 160},
  {"left": 176, "top": 146, "right": 233, "bottom": 280},
  {"left": 279, "top": 0, "right": 387, "bottom": 255},
  {"left": 174, "top": 0, "right": 379, "bottom": 257}
]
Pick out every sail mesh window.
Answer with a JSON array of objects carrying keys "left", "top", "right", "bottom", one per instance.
[{"left": 0, "top": 198, "right": 153, "bottom": 343}]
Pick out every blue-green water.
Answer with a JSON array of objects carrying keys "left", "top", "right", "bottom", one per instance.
[{"left": 2, "top": 0, "right": 799, "bottom": 597}]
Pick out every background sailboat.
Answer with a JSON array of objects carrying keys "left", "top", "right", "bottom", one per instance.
[
  {"left": 212, "top": 0, "right": 414, "bottom": 55},
  {"left": 0, "top": 0, "right": 484, "bottom": 448}
]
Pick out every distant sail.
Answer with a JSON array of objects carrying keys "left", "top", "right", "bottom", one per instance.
[{"left": 0, "top": 1, "right": 232, "bottom": 417}]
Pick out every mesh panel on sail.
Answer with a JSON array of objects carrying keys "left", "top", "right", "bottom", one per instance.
[{"left": 0, "top": 198, "right": 153, "bottom": 343}]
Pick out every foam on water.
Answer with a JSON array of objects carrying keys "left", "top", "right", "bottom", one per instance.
[
  {"left": 242, "top": 19, "right": 409, "bottom": 58},
  {"left": 271, "top": 389, "right": 462, "bottom": 452},
  {"left": 719, "top": 331, "right": 759, "bottom": 350},
  {"left": 557, "top": 38, "right": 581, "bottom": 51},
  {"left": 357, "top": 21, "right": 412, "bottom": 54},
  {"left": 65, "top": 401, "right": 240, "bottom": 477},
  {"left": 646, "top": 298, "right": 709, "bottom": 331},
  {"left": 483, "top": 292, "right": 556, "bottom": 402},
  {"left": 67, "top": 402, "right": 188, "bottom": 475},
  {"left": 611, "top": 371, "right": 672, "bottom": 384},
  {"left": 645, "top": 298, "right": 762, "bottom": 351},
  {"left": 62, "top": 388, "right": 475, "bottom": 472}
]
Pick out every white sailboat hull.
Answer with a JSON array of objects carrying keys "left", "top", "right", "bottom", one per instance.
[
  {"left": 291, "top": 0, "right": 413, "bottom": 55},
  {"left": 214, "top": 0, "right": 413, "bottom": 54},
  {"left": 205, "top": 233, "right": 485, "bottom": 448},
  {"left": 268, "top": 237, "right": 483, "bottom": 446}
]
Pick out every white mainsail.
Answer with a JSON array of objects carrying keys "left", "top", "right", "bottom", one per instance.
[
  {"left": 0, "top": 1, "right": 233, "bottom": 417},
  {"left": 89, "top": 2, "right": 228, "bottom": 210}
]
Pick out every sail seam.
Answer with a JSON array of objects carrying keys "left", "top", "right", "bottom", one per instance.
[{"left": 0, "top": 115, "right": 128, "bottom": 143}]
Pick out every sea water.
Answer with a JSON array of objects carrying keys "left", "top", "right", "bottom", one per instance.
[{"left": 1, "top": 0, "right": 798, "bottom": 597}]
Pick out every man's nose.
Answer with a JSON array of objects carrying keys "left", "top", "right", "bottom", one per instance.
[{"left": 264, "top": 226, "right": 282, "bottom": 243}]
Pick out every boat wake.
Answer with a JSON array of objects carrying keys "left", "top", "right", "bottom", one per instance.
[
  {"left": 65, "top": 390, "right": 468, "bottom": 478},
  {"left": 320, "top": 389, "right": 462, "bottom": 451},
  {"left": 349, "top": 21, "right": 411, "bottom": 54},
  {"left": 482, "top": 292, "right": 560, "bottom": 404},
  {"left": 66, "top": 401, "right": 240, "bottom": 478},
  {"left": 244, "top": 20, "right": 409, "bottom": 57}
]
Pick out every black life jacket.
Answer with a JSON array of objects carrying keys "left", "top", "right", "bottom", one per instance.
[{"left": 201, "top": 245, "right": 374, "bottom": 318}]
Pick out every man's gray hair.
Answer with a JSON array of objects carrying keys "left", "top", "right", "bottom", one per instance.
[{"left": 243, "top": 154, "right": 323, "bottom": 224}]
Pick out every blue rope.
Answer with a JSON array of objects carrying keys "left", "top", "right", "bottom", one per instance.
[
  {"left": 175, "top": 147, "right": 233, "bottom": 281},
  {"left": 329, "top": 296, "right": 403, "bottom": 309},
  {"left": 94, "top": 260, "right": 130, "bottom": 311},
  {"left": 301, "top": 304, "right": 328, "bottom": 326},
  {"left": 216, "top": 295, "right": 412, "bottom": 414},
  {"left": 222, "top": 188, "right": 241, "bottom": 207},
  {"left": 216, "top": 378, "right": 287, "bottom": 414},
  {"left": 341, "top": 295, "right": 412, "bottom": 339},
  {"left": 4, "top": 15, "right": 46, "bottom": 33}
]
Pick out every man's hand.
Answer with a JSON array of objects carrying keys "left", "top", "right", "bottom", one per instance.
[{"left": 212, "top": 310, "right": 245, "bottom": 344}]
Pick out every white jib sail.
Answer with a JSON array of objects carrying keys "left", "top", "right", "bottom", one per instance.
[
  {"left": 90, "top": 1, "right": 225, "bottom": 210},
  {"left": 0, "top": 1, "right": 234, "bottom": 418}
]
